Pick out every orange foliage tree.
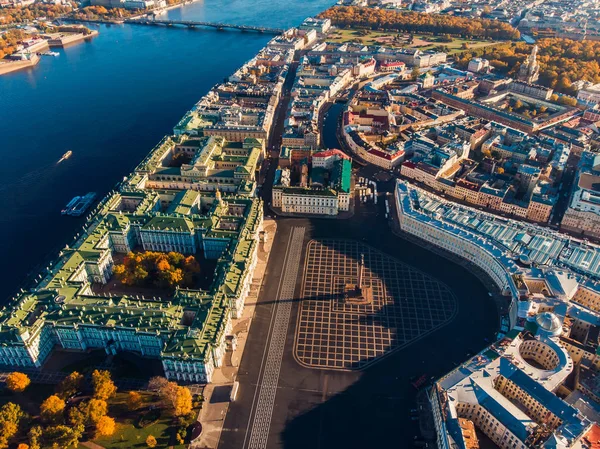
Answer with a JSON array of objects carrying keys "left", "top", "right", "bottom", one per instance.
[
  {"left": 40, "top": 395, "right": 66, "bottom": 424},
  {"left": 114, "top": 251, "right": 201, "bottom": 289},
  {"left": 91, "top": 370, "right": 117, "bottom": 401},
  {"left": 455, "top": 38, "right": 600, "bottom": 93},
  {"left": 95, "top": 415, "right": 116, "bottom": 437},
  {"left": 5, "top": 372, "right": 30, "bottom": 393},
  {"left": 319, "top": 6, "right": 520, "bottom": 40}
]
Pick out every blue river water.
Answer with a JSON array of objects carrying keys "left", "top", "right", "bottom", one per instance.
[{"left": 0, "top": 0, "right": 334, "bottom": 301}]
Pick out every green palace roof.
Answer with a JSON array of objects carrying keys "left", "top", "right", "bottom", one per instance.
[{"left": 0, "top": 184, "right": 263, "bottom": 364}]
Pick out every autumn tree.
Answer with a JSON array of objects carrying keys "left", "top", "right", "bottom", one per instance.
[
  {"left": 558, "top": 96, "right": 578, "bottom": 107},
  {"left": 27, "top": 426, "right": 42, "bottom": 449},
  {"left": 146, "top": 435, "right": 157, "bottom": 448},
  {"left": 85, "top": 399, "right": 108, "bottom": 424},
  {"left": 127, "top": 391, "right": 143, "bottom": 411},
  {"left": 0, "top": 420, "right": 18, "bottom": 449},
  {"left": 168, "top": 252, "right": 185, "bottom": 265},
  {"left": 0, "top": 403, "right": 26, "bottom": 449},
  {"left": 92, "top": 370, "right": 117, "bottom": 400},
  {"left": 40, "top": 395, "right": 66, "bottom": 424},
  {"left": 158, "top": 381, "right": 179, "bottom": 410},
  {"left": 318, "top": 6, "right": 520, "bottom": 40},
  {"left": 148, "top": 376, "right": 169, "bottom": 393},
  {"left": 40, "top": 424, "right": 83, "bottom": 448},
  {"left": 556, "top": 76, "right": 572, "bottom": 91},
  {"left": 17, "top": 444, "right": 29, "bottom": 449},
  {"left": 114, "top": 251, "right": 201, "bottom": 289},
  {"left": 56, "top": 371, "right": 84, "bottom": 399},
  {"left": 159, "top": 382, "right": 193, "bottom": 417},
  {"left": 0, "top": 3, "right": 72, "bottom": 25},
  {"left": 6, "top": 372, "right": 30, "bottom": 392},
  {"left": 95, "top": 415, "right": 116, "bottom": 438},
  {"left": 175, "top": 386, "right": 193, "bottom": 417},
  {"left": 68, "top": 404, "right": 86, "bottom": 428},
  {"left": 454, "top": 38, "right": 600, "bottom": 93}
]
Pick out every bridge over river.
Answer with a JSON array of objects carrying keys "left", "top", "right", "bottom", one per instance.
[{"left": 125, "top": 18, "right": 284, "bottom": 34}]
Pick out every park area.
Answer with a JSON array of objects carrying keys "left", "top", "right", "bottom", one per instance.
[
  {"left": 91, "top": 391, "right": 195, "bottom": 449},
  {"left": 326, "top": 28, "right": 501, "bottom": 54},
  {"left": 0, "top": 369, "right": 202, "bottom": 449}
]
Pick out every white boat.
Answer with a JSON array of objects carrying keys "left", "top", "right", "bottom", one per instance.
[{"left": 57, "top": 150, "right": 72, "bottom": 164}]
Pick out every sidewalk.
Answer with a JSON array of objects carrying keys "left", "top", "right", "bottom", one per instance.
[
  {"left": 191, "top": 219, "right": 277, "bottom": 449},
  {"left": 271, "top": 204, "right": 354, "bottom": 219}
]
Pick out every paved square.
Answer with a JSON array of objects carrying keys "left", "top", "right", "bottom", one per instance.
[{"left": 294, "top": 239, "right": 458, "bottom": 370}]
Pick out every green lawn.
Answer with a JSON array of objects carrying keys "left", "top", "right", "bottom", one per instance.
[
  {"left": 91, "top": 392, "right": 186, "bottom": 449},
  {"left": 327, "top": 28, "right": 405, "bottom": 47},
  {"left": 1, "top": 383, "right": 195, "bottom": 448},
  {"left": 326, "top": 28, "right": 500, "bottom": 54},
  {"left": 94, "top": 418, "right": 177, "bottom": 449},
  {"left": 0, "top": 383, "right": 56, "bottom": 446}
]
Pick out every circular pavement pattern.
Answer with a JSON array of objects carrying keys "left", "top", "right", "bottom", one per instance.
[{"left": 294, "top": 239, "right": 458, "bottom": 370}]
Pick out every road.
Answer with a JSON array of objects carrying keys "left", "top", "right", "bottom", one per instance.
[
  {"left": 217, "top": 203, "right": 498, "bottom": 449},
  {"left": 258, "top": 53, "right": 300, "bottom": 211},
  {"left": 244, "top": 226, "right": 306, "bottom": 449},
  {"left": 216, "top": 59, "right": 499, "bottom": 449},
  {"left": 552, "top": 152, "right": 580, "bottom": 227}
]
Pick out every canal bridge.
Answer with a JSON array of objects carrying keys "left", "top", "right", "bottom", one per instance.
[{"left": 125, "top": 18, "right": 284, "bottom": 34}]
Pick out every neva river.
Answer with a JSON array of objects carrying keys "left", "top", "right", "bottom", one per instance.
[{"left": 0, "top": 0, "right": 334, "bottom": 301}]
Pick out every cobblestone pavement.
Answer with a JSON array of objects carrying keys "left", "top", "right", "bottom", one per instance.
[
  {"left": 295, "top": 239, "right": 457, "bottom": 370},
  {"left": 245, "top": 226, "right": 305, "bottom": 449}
]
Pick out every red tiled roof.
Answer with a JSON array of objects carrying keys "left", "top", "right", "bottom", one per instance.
[
  {"left": 368, "top": 148, "right": 404, "bottom": 161},
  {"left": 313, "top": 149, "right": 350, "bottom": 160},
  {"left": 381, "top": 61, "right": 405, "bottom": 67},
  {"left": 456, "top": 179, "right": 480, "bottom": 191},
  {"left": 584, "top": 424, "right": 600, "bottom": 449}
]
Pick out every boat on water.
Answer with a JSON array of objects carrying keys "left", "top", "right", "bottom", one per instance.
[
  {"left": 61, "top": 196, "right": 81, "bottom": 215},
  {"left": 57, "top": 150, "right": 72, "bottom": 163},
  {"left": 62, "top": 192, "right": 97, "bottom": 216},
  {"left": 41, "top": 51, "right": 60, "bottom": 57}
]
